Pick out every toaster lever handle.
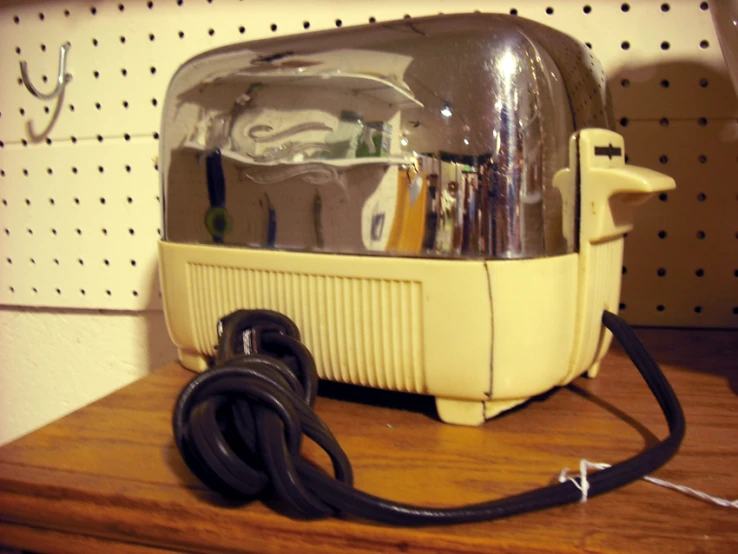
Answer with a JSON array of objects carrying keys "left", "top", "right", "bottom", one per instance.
[{"left": 579, "top": 130, "right": 676, "bottom": 244}]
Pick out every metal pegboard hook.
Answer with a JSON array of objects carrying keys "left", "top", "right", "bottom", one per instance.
[{"left": 19, "top": 42, "right": 73, "bottom": 101}]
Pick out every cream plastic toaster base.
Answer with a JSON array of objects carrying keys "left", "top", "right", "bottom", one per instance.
[
  {"left": 159, "top": 129, "right": 675, "bottom": 426},
  {"left": 161, "top": 240, "right": 597, "bottom": 426}
]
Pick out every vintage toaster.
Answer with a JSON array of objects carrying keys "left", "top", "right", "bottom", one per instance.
[{"left": 158, "top": 13, "right": 675, "bottom": 425}]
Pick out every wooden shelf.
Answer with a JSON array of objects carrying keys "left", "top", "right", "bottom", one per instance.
[{"left": 1, "top": 328, "right": 736, "bottom": 553}]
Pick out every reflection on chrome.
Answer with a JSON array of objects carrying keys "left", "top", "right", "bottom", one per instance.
[{"left": 163, "top": 13, "right": 613, "bottom": 259}]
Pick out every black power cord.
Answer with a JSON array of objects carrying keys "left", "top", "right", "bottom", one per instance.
[{"left": 172, "top": 309, "right": 685, "bottom": 526}]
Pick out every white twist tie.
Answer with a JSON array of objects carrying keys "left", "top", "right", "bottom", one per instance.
[{"left": 559, "top": 459, "right": 738, "bottom": 509}]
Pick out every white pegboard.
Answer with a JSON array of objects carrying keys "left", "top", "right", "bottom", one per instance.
[{"left": 0, "top": 0, "right": 736, "bottom": 326}]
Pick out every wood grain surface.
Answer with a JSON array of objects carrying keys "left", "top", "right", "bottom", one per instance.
[{"left": 0, "top": 328, "right": 736, "bottom": 553}]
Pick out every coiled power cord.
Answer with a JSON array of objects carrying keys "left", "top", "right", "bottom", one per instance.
[{"left": 172, "top": 309, "right": 685, "bottom": 526}]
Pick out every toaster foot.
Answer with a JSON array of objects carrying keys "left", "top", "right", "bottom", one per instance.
[
  {"left": 435, "top": 398, "right": 486, "bottom": 426},
  {"left": 178, "top": 348, "right": 210, "bottom": 373},
  {"left": 587, "top": 361, "right": 602, "bottom": 379}
]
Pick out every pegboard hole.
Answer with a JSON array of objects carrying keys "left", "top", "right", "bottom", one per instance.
[
  {"left": 148, "top": 1, "right": 154, "bottom": 8},
  {"left": 698, "top": 117, "right": 708, "bottom": 126},
  {"left": 13, "top": 15, "right": 19, "bottom": 24},
  {"left": 660, "top": 79, "right": 670, "bottom": 88},
  {"left": 700, "top": 40, "right": 709, "bottom": 49},
  {"left": 51, "top": 228, "right": 57, "bottom": 235},
  {"left": 104, "top": 259, "right": 110, "bottom": 266},
  {"left": 124, "top": 133, "right": 131, "bottom": 141},
  {"left": 72, "top": 167, "right": 78, "bottom": 174},
  {"left": 695, "top": 268, "right": 705, "bottom": 277},
  {"left": 153, "top": 132, "right": 160, "bottom": 140},
  {"left": 131, "top": 260, "right": 137, "bottom": 266},
  {"left": 132, "top": 290, "right": 139, "bottom": 297},
  {"left": 41, "top": 44, "right": 46, "bottom": 52},
  {"left": 120, "top": 36, "right": 126, "bottom": 44},
  {"left": 32, "top": 287, "right": 37, "bottom": 294},
  {"left": 23, "top": 169, "right": 29, "bottom": 176},
  {"left": 91, "top": 7, "right": 97, "bottom": 15},
  {"left": 125, "top": 165, "right": 132, "bottom": 173},
  {"left": 19, "top": 107, "right": 25, "bottom": 116},
  {"left": 94, "top": 70, "right": 100, "bottom": 79},
  {"left": 208, "top": 29, "right": 215, "bottom": 36},
  {"left": 621, "top": 3, "right": 630, "bottom": 12},
  {"left": 697, "top": 193, "right": 706, "bottom": 201},
  {"left": 661, "top": 41, "right": 670, "bottom": 50},
  {"left": 129, "top": 228, "right": 135, "bottom": 235},
  {"left": 56, "top": 288, "right": 61, "bottom": 295},
  {"left": 696, "top": 230, "right": 706, "bottom": 239},
  {"left": 78, "top": 258, "right": 84, "bottom": 266},
  {"left": 106, "top": 290, "right": 112, "bottom": 296},
  {"left": 98, "top": 166, "right": 104, "bottom": 173},
  {"left": 270, "top": 24, "right": 277, "bottom": 32},
  {"left": 45, "top": 138, "right": 52, "bottom": 146},
  {"left": 698, "top": 154, "right": 707, "bottom": 163},
  {"left": 239, "top": 26, "right": 246, "bottom": 34},
  {"left": 25, "top": 198, "right": 31, "bottom": 206},
  {"left": 100, "top": 197, "right": 106, "bottom": 204},
  {"left": 657, "top": 268, "right": 666, "bottom": 277},
  {"left": 583, "top": 5, "right": 592, "bottom": 14},
  {"left": 6, "top": 258, "right": 11, "bottom": 264},
  {"left": 123, "top": 101, "right": 129, "bottom": 108},
  {"left": 95, "top": 102, "right": 102, "bottom": 110},
  {"left": 44, "top": 106, "right": 50, "bottom": 114},
  {"left": 152, "top": 98, "right": 158, "bottom": 107},
  {"left": 127, "top": 196, "right": 133, "bottom": 204},
  {"left": 53, "top": 258, "right": 59, "bottom": 264},
  {"left": 39, "top": 12, "right": 46, "bottom": 20},
  {"left": 149, "top": 33, "right": 155, "bottom": 41},
  {"left": 622, "top": 266, "right": 627, "bottom": 275},
  {"left": 335, "top": 19, "right": 342, "bottom": 27},
  {"left": 102, "top": 228, "right": 108, "bottom": 235},
  {"left": 30, "top": 258, "right": 35, "bottom": 265},
  {"left": 64, "top": 10, "right": 70, "bottom": 17},
  {"left": 97, "top": 135, "right": 103, "bottom": 143},
  {"left": 656, "top": 304, "right": 665, "bottom": 312},
  {"left": 658, "top": 193, "right": 668, "bottom": 202},
  {"left": 734, "top": 307, "right": 738, "bottom": 315},
  {"left": 80, "top": 289, "right": 86, "bottom": 296},
  {"left": 699, "top": 78, "right": 709, "bottom": 88},
  {"left": 150, "top": 67, "right": 157, "bottom": 75},
  {"left": 700, "top": 1, "right": 709, "bottom": 9},
  {"left": 69, "top": 104, "right": 75, "bottom": 112},
  {"left": 509, "top": 9, "right": 518, "bottom": 16},
  {"left": 658, "top": 229, "right": 667, "bottom": 239},
  {"left": 122, "top": 68, "right": 127, "bottom": 76},
  {"left": 620, "top": 117, "right": 629, "bottom": 127},
  {"left": 621, "top": 41, "right": 630, "bottom": 50},
  {"left": 585, "top": 42, "right": 592, "bottom": 49},
  {"left": 76, "top": 228, "right": 82, "bottom": 235},
  {"left": 179, "top": 31, "right": 185, "bottom": 38},
  {"left": 694, "top": 306, "right": 702, "bottom": 314},
  {"left": 369, "top": 16, "right": 376, "bottom": 23},
  {"left": 545, "top": 6, "right": 554, "bottom": 14},
  {"left": 621, "top": 79, "right": 630, "bottom": 87},
  {"left": 659, "top": 155, "right": 669, "bottom": 164},
  {"left": 303, "top": 21, "right": 310, "bottom": 29},
  {"left": 15, "top": 47, "right": 21, "bottom": 54},
  {"left": 9, "top": 287, "right": 14, "bottom": 293},
  {"left": 661, "top": 3, "right": 670, "bottom": 11}
]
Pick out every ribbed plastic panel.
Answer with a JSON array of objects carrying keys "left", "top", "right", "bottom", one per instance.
[{"left": 186, "top": 263, "right": 426, "bottom": 393}]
